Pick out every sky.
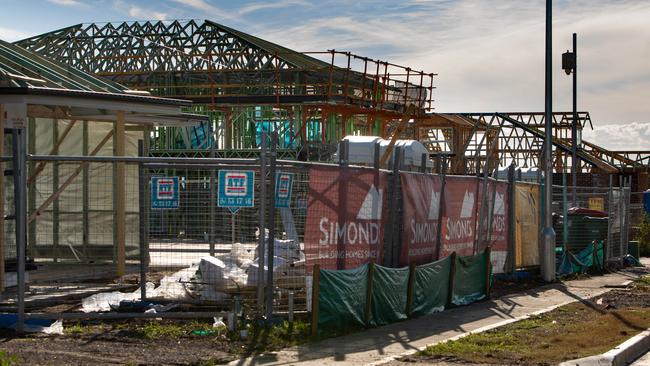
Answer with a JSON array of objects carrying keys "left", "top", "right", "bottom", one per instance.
[{"left": 0, "top": 0, "right": 649, "bottom": 150}]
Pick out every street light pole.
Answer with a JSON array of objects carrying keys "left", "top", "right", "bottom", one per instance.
[
  {"left": 542, "top": 0, "right": 556, "bottom": 282},
  {"left": 571, "top": 33, "right": 578, "bottom": 206}
]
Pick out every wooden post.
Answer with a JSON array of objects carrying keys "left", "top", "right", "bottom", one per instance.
[
  {"left": 485, "top": 246, "right": 492, "bottom": 297},
  {"left": 405, "top": 263, "right": 417, "bottom": 317},
  {"left": 364, "top": 262, "right": 375, "bottom": 327},
  {"left": 310, "top": 264, "right": 321, "bottom": 337},
  {"left": 0, "top": 104, "right": 5, "bottom": 291},
  {"left": 446, "top": 252, "right": 457, "bottom": 308},
  {"left": 115, "top": 112, "right": 126, "bottom": 277}
]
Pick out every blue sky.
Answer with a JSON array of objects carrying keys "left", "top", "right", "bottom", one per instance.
[{"left": 1, "top": 0, "right": 649, "bottom": 149}]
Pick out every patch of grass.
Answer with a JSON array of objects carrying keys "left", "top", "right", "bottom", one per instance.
[
  {"left": 418, "top": 302, "right": 650, "bottom": 365},
  {"left": 65, "top": 322, "right": 94, "bottom": 335},
  {"left": 0, "top": 351, "right": 17, "bottom": 366}
]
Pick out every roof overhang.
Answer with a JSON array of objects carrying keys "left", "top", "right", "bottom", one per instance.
[{"left": 0, "top": 87, "right": 206, "bottom": 126}]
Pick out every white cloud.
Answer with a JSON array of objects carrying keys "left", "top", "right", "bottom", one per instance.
[
  {"left": 582, "top": 122, "right": 650, "bottom": 151},
  {"left": 128, "top": 5, "right": 168, "bottom": 21},
  {"left": 0, "top": 27, "right": 30, "bottom": 42},
  {"left": 169, "top": 0, "right": 222, "bottom": 14},
  {"left": 47, "top": 0, "right": 82, "bottom": 6},
  {"left": 238, "top": 1, "right": 312, "bottom": 16}
]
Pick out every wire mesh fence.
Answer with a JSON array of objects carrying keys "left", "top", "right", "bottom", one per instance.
[{"left": 1, "top": 145, "right": 645, "bottom": 325}]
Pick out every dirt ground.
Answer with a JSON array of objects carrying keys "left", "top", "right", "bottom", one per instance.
[{"left": 391, "top": 282, "right": 650, "bottom": 366}]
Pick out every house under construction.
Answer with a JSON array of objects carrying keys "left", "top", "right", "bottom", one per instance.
[{"left": 14, "top": 19, "right": 650, "bottom": 189}]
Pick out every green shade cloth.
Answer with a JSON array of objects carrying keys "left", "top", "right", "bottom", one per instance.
[
  {"left": 452, "top": 249, "right": 489, "bottom": 306},
  {"left": 410, "top": 256, "right": 452, "bottom": 317},
  {"left": 370, "top": 265, "right": 409, "bottom": 326},
  {"left": 318, "top": 264, "right": 368, "bottom": 330}
]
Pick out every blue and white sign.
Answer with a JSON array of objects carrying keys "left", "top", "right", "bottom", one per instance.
[
  {"left": 275, "top": 172, "right": 294, "bottom": 208},
  {"left": 151, "top": 177, "right": 180, "bottom": 209},
  {"left": 218, "top": 170, "right": 254, "bottom": 213}
]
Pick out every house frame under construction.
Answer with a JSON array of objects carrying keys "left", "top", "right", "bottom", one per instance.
[{"left": 15, "top": 19, "right": 650, "bottom": 188}]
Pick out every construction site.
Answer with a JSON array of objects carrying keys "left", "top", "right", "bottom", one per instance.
[{"left": 1, "top": 13, "right": 650, "bottom": 366}]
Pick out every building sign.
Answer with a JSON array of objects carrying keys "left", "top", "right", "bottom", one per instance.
[
  {"left": 275, "top": 172, "right": 294, "bottom": 208},
  {"left": 304, "top": 166, "right": 388, "bottom": 270},
  {"left": 218, "top": 170, "right": 254, "bottom": 213},
  {"left": 400, "top": 173, "right": 443, "bottom": 266},
  {"left": 151, "top": 177, "right": 180, "bottom": 209},
  {"left": 588, "top": 197, "right": 605, "bottom": 212},
  {"left": 2, "top": 103, "right": 26, "bottom": 129}
]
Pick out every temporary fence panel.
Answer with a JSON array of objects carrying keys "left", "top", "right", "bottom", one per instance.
[
  {"left": 452, "top": 249, "right": 490, "bottom": 306},
  {"left": 440, "top": 176, "right": 478, "bottom": 258},
  {"left": 304, "top": 166, "right": 389, "bottom": 270},
  {"left": 317, "top": 264, "right": 368, "bottom": 330},
  {"left": 410, "top": 255, "right": 452, "bottom": 317},
  {"left": 399, "top": 172, "right": 443, "bottom": 266},
  {"left": 369, "top": 264, "right": 409, "bottom": 326},
  {"left": 514, "top": 183, "right": 540, "bottom": 267},
  {"left": 476, "top": 178, "right": 509, "bottom": 273}
]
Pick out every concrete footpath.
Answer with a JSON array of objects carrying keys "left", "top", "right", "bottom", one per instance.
[{"left": 229, "top": 269, "right": 646, "bottom": 366}]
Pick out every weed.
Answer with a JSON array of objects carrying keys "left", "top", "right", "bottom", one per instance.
[{"left": 0, "top": 351, "right": 17, "bottom": 366}]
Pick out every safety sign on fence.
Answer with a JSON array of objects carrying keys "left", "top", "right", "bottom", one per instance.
[
  {"left": 218, "top": 170, "right": 254, "bottom": 214},
  {"left": 275, "top": 172, "right": 294, "bottom": 208},
  {"left": 151, "top": 177, "right": 180, "bottom": 209}
]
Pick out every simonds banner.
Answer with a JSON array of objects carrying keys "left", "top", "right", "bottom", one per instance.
[
  {"left": 399, "top": 173, "right": 442, "bottom": 266},
  {"left": 304, "top": 166, "right": 388, "bottom": 270},
  {"left": 476, "top": 179, "right": 509, "bottom": 273},
  {"left": 440, "top": 176, "right": 478, "bottom": 257}
]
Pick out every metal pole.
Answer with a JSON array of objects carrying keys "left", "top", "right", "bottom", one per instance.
[
  {"left": 137, "top": 141, "right": 147, "bottom": 300},
  {"left": 542, "top": 0, "right": 556, "bottom": 282},
  {"left": 265, "top": 132, "right": 277, "bottom": 319},
  {"left": 257, "top": 132, "right": 267, "bottom": 311},
  {"left": 571, "top": 33, "right": 578, "bottom": 207},
  {"left": 209, "top": 140, "right": 216, "bottom": 256},
  {"left": 13, "top": 128, "right": 27, "bottom": 333}
]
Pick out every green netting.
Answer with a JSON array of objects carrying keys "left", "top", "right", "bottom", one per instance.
[
  {"left": 369, "top": 265, "right": 409, "bottom": 326},
  {"left": 410, "top": 256, "right": 452, "bottom": 317},
  {"left": 318, "top": 264, "right": 368, "bottom": 330},
  {"left": 452, "top": 249, "right": 490, "bottom": 306}
]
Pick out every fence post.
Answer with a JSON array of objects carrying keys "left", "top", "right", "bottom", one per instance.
[
  {"left": 12, "top": 128, "right": 27, "bottom": 333},
  {"left": 209, "top": 139, "right": 216, "bottom": 256},
  {"left": 365, "top": 262, "right": 375, "bottom": 327},
  {"left": 420, "top": 153, "right": 427, "bottom": 173},
  {"left": 389, "top": 147, "right": 403, "bottom": 267},
  {"left": 405, "top": 263, "right": 417, "bottom": 317},
  {"left": 485, "top": 246, "right": 492, "bottom": 297},
  {"left": 446, "top": 252, "right": 457, "bottom": 308},
  {"left": 137, "top": 141, "right": 148, "bottom": 300},
  {"left": 257, "top": 132, "right": 267, "bottom": 311},
  {"left": 373, "top": 141, "right": 380, "bottom": 170},
  {"left": 506, "top": 164, "right": 516, "bottom": 274},
  {"left": 265, "top": 132, "right": 278, "bottom": 319},
  {"left": 619, "top": 176, "right": 624, "bottom": 258},
  {"left": 435, "top": 157, "right": 447, "bottom": 260},
  {"left": 606, "top": 175, "right": 613, "bottom": 261},
  {"left": 310, "top": 264, "right": 321, "bottom": 337}
]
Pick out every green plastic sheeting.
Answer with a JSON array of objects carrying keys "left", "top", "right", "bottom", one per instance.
[
  {"left": 452, "top": 250, "right": 489, "bottom": 306},
  {"left": 370, "top": 265, "right": 409, "bottom": 326},
  {"left": 318, "top": 264, "right": 368, "bottom": 330},
  {"left": 410, "top": 256, "right": 452, "bottom": 317},
  {"left": 556, "top": 241, "right": 604, "bottom": 277}
]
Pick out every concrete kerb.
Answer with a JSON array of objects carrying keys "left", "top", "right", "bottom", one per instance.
[{"left": 559, "top": 329, "right": 650, "bottom": 366}]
